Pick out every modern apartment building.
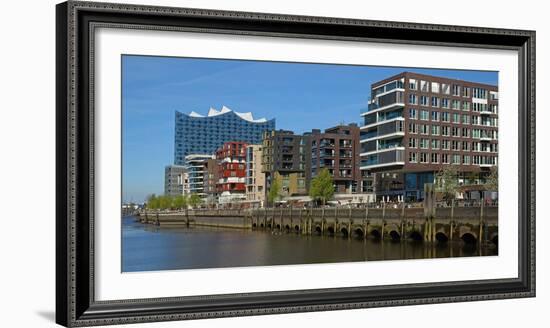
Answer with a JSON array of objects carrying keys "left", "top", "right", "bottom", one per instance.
[
  {"left": 174, "top": 106, "right": 275, "bottom": 165},
  {"left": 245, "top": 145, "right": 265, "bottom": 206},
  {"left": 360, "top": 72, "right": 498, "bottom": 201},
  {"left": 185, "top": 154, "right": 215, "bottom": 196},
  {"left": 164, "top": 165, "right": 189, "bottom": 196},
  {"left": 310, "top": 124, "right": 361, "bottom": 194},
  {"left": 262, "top": 130, "right": 311, "bottom": 199},
  {"left": 216, "top": 141, "right": 248, "bottom": 203}
]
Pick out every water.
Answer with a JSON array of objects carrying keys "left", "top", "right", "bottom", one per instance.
[{"left": 122, "top": 216, "right": 498, "bottom": 272}]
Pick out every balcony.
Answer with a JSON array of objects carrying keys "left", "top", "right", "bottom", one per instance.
[
  {"left": 360, "top": 120, "right": 404, "bottom": 142},
  {"left": 361, "top": 90, "right": 405, "bottom": 116},
  {"left": 360, "top": 149, "right": 405, "bottom": 170}
]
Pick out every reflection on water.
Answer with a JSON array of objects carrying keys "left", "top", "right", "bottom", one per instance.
[{"left": 122, "top": 216, "right": 498, "bottom": 272}]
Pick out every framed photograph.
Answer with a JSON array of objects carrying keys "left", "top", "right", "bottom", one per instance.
[{"left": 56, "top": 0, "right": 535, "bottom": 326}]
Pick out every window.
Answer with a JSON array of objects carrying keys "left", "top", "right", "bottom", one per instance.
[
  {"left": 452, "top": 113, "right": 460, "bottom": 123},
  {"left": 441, "top": 98, "right": 450, "bottom": 108},
  {"left": 452, "top": 85, "right": 460, "bottom": 96},
  {"left": 452, "top": 99, "right": 460, "bottom": 110},
  {"left": 420, "top": 110, "right": 429, "bottom": 120},
  {"left": 442, "top": 153, "right": 449, "bottom": 164},
  {"left": 431, "top": 139, "right": 440, "bottom": 150},
  {"left": 420, "top": 138, "right": 429, "bottom": 149},
  {"left": 431, "top": 153, "right": 439, "bottom": 163},
  {"left": 441, "top": 83, "right": 450, "bottom": 95},
  {"left": 431, "top": 111, "right": 439, "bottom": 121},
  {"left": 472, "top": 129, "right": 481, "bottom": 138},
  {"left": 409, "top": 108, "right": 417, "bottom": 119},
  {"left": 472, "top": 142, "right": 480, "bottom": 152},
  {"left": 409, "top": 79, "right": 417, "bottom": 90},
  {"left": 420, "top": 95, "right": 429, "bottom": 106},
  {"left": 441, "top": 112, "right": 450, "bottom": 122},
  {"left": 473, "top": 155, "right": 481, "bottom": 165},
  {"left": 408, "top": 152, "right": 417, "bottom": 163},
  {"left": 442, "top": 140, "right": 450, "bottom": 150},
  {"left": 452, "top": 154, "right": 461, "bottom": 164},
  {"left": 408, "top": 138, "right": 417, "bottom": 148},
  {"left": 420, "top": 80, "right": 429, "bottom": 92},
  {"left": 461, "top": 128, "right": 469, "bottom": 137},
  {"left": 452, "top": 127, "right": 460, "bottom": 137},
  {"left": 431, "top": 96, "right": 440, "bottom": 107},
  {"left": 473, "top": 87, "right": 487, "bottom": 99},
  {"left": 461, "top": 114, "right": 470, "bottom": 124},
  {"left": 420, "top": 124, "right": 429, "bottom": 135},
  {"left": 462, "top": 141, "right": 470, "bottom": 151},
  {"left": 441, "top": 126, "right": 450, "bottom": 136},
  {"left": 408, "top": 123, "right": 418, "bottom": 134},
  {"left": 462, "top": 87, "right": 471, "bottom": 98},
  {"left": 462, "top": 102, "right": 470, "bottom": 111},
  {"left": 472, "top": 115, "right": 480, "bottom": 125},
  {"left": 451, "top": 140, "right": 460, "bottom": 151},
  {"left": 408, "top": 94, "right": 417, "bottom": 105},
  {"left": 431, "top": 82, "right": 440, "bottom": 93},
  {"left": 463, "top": 155, "right": 470, "bottom": 165},
  {"left": 420, "top": 153, "right": 428, "bottom": 163},
  {"left": 431, "top": 125, "right": 440, "bottom": 135}
]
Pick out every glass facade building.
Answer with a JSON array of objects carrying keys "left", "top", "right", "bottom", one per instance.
[{"left": 174, "top": 106, "right": 275, "bottom": 165}]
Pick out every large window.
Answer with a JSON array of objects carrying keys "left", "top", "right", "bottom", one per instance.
[
  {"left": 420, "top": 110, "right": 429, "bottom": 120},
  {"left": 408, "top": 152, "right": 417, "bottom": 163},
  {"left": 431, "top": 153, "right": 439, "bottom": 163},
  {"left": 408, "top": 108, "right": 417, "bottom": 119},
  {"left": 408, "top": 138, "right": 417, "bottom": 148},
  {"left": 452, "top": 84, "right": 460, "bottom": 96},
  {"left": 420, "top": 95, "right": 429, "bottom": 106},
  {"left": 441, "top": 98, "right": 450, "bottom": 108},
  {"left": 420, "top": 124, "right": 429, "bottom": 135},
  {"left": 420, "top": 138, "right": 429, "bottom": 149},
  {"left": 420, "top": 152, "right": 428, "bottom": 163},
  {"left": 431, "top": 82, "right": 440, "bottom": 93},
  {"left": 431, "top": 139, "right": 440, "bottom": 150},
  {"left": 408, "top": 94, "right": 417, "bottom": 105},
  {"left": 431, "top": 111, "right": 439, "bottom": 121},
  {"left": 431, "top": 125, "right": 440, "bottom": 135},
  {"left": 409, "top": 79, "right": 417, "bottom": 90},
  {"left": 431, "top": 96, "right": 440, "bottom": 107}
]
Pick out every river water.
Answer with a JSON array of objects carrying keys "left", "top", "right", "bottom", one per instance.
[{"left": 122, "top": 216, "right": 498, "bottom": 272}]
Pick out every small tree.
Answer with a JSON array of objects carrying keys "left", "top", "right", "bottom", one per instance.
[
  {"left": 486, "top": 166, "right": 498, "bottom": 192},
  {"left": 172, "top": 194, "right": 188, "bottom": 210},
  {"left": 435, "top": 166, "right": 460, "bottom": 204},
  {"left": 267, "top": 174, "right": 282, "bottom": 206},
  {"left": 188, "top": 193, "right": 202, "bottom": 209},
  {"left": 309, "top": 168, "right": 335, "bottom": 206}
]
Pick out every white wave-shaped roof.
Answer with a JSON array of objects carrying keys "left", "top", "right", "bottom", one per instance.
[{"left": 187, "top": 106, "right": 268, "bottom": 123}]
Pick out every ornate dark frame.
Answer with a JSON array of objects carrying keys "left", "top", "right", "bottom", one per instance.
[{"left": 55, "top": 1, "right": 536, "bottom": 326}]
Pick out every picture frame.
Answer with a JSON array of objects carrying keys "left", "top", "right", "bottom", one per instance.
[{"left": 55, "top": 0, "right": 535, "bottom": 326}]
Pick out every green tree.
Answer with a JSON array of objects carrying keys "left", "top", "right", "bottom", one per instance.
[
  {"left": 146, "top": 194, "right": 159, "bottom": 210},
  {"left": 172, "top": 194, "right": 188, "bottom": 209},
  {"left": 486, "top": 166, "right": 498, "bottom": 192},
  {"left": 188, "top": 193, "right": 202, "bottom": 209},
  {"left": 267, "top": 174, "right": 282, "bottom": 206},
  {"left": 435, "top": 166, "right": 460, "bottom": 203},
  {"left": 309, "top": 168, "right": 335, "bottom": 206},
  {"left": 158, "top": 195, "right": 173, "bottom": 210}
]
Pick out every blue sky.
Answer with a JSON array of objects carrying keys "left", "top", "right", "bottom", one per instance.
[{"left": 122, "top": 55, "right": 498, "bottom": 203}]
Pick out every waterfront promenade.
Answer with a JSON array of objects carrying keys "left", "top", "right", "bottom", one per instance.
[{"left": 137, "top": 203, "right": 498, "bottom": 245}]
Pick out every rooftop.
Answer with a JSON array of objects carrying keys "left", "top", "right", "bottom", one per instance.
[{"left": 185, "top": 105, "right": 269, "bottom": 123}]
